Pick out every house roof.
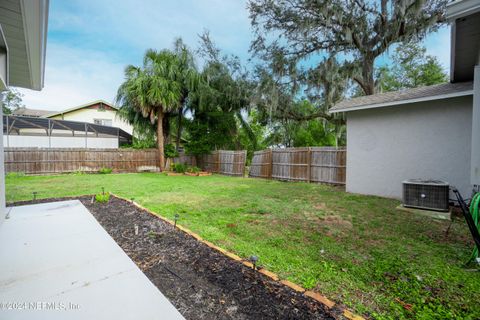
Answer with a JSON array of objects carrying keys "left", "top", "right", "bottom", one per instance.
[
  {"left": 330, "top": 82, "right": 474, "bottom": 113},
  {"left": 45, "top": 100, "right": 118, "bottom": 118},
  {"left": 446, "top": 0, "right": 480, "bottom": 20},
  {"left": 12, "top": 107, "right": 51, "bottom": 117},
  {"left": 0, "top": 0, "right": 49, "bottom": 90}
]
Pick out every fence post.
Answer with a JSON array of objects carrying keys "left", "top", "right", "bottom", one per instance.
[
  {"left": 307, "top": 147, "right": 312, "bottom": 183},
  {"left": 215, "top": 151, "right": 220, "bottom": 173},
  {"left": 243, "top": 150, "right": 247, "bottom": 177},
  {"left": 268, "top": 148, "right": 273, "bottom": 179}
]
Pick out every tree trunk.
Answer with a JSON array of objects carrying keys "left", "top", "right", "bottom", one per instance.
[
  {"left": 362, "top": 56, "right": 375, "bottom": 96},
  {"left": 176, "top": 106, "right": 183, "bottom": 151},
  {"left": 157, "top": 109, "right": 165, "bottom": 171},
  {"left": 163, "top": 113, "right": 170, "bottom": 145}
]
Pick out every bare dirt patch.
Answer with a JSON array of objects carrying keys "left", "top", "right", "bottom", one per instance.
[{"left": 321, "top": 215, "right": 353, "bottom": 229}]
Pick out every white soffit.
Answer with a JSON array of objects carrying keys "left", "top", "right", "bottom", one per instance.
[
  {"left": 20, "top": 0, "right": 48, "bottom": 90},
  {"left": 0, "top": 0, "right": 48, "bottom": 91},
  {"left": 447, "top": 0, "right": 480, "bottom": 20}
]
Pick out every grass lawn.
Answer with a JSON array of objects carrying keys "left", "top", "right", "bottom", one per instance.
[{"left": 6, "top": 173, "right": 479, "bottom": 319}]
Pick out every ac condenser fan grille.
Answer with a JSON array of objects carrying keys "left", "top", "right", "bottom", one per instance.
[{"left": 403, "top": 179, "right": 449, "bottom": 212}]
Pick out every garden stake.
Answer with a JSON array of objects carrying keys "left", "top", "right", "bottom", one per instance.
[
  {"left": 102, "top": 187, "right": 105, "bottom": 195},
  {"left": 250, "top": 255, "right": 259, "bottom": 270},
  {"left": 174, "top": 214, "right": 179, "bottom": 229}
]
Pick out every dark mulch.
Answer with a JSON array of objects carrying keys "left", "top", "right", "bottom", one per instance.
[{"left": 11, "top": 196, "right": 339, "bottom": 320}]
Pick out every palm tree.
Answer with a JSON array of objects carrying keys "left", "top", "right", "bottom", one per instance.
[
  {"left": 172, "top": 38, "right": 198, "bottom": 151},
  {"left": 116, "top": 49, "right": 182, "bottom": 170}
]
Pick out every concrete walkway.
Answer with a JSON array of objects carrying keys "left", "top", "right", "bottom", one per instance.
[{"left": 0, "top": 200, "right": 184, "bottom": 320}]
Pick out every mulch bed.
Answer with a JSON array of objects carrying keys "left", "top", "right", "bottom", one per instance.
[{"left": 11, "top": 196, "right": 339, "bottom": 320}]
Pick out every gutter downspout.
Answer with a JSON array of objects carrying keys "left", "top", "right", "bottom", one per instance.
[{"left": 472, "top": 61, "right": 480, "bottom": 190}]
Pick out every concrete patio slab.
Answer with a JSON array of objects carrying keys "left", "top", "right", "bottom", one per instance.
[
  {"left": 396, "top": 204, "right": 452, "bottom": 221},
  {"left": 0, "top": 200, "right": 184, "bottom": 320}
]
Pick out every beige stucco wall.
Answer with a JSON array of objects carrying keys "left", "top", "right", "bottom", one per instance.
[
  {"left": 50, "top": 108, "right": 133, "bottom": 134},
  {"left": 346, "top": 95, "right": 473, "bottom": 199}
]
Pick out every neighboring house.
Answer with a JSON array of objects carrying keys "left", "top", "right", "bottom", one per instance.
[
  {"left": 46, "top": 100, "right": 133, "bottom": 135},
  {"left": 12, "top": 107, "right": 51, "bottom": 117},
  {"left": 13, "top": 100, "right": 133, "bottom": 134},
  {"left": 3, "top": 114, "right": 132, "bottom": 148},
  {"left": 5, "top": 100, "right": 134, "bottom": 148},
  {"left": 330, "top": 0, "right": 480, "bottom": 199}
]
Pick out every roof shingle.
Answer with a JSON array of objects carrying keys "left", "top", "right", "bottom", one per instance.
[
  {"left": 330, "top": 82, "right": 473, "bottom": 112},
  {"left": 12, "top": 107, "right": 52, "bottom": 117}
]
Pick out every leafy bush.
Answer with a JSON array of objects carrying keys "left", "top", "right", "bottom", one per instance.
[
  {"left": 187, "top": 166, "right": 200, "bottom": 174},
  {"left": 172, "top": 163, "right": 187, "bottom": 173},
  {"left": 6, "top": 172, "right": 25, "bottom": 178},
  {"left": 71, "top": 170, "right": 86, "bottom": 176},
  {"left": 95, "top": 192, "right": 110, "bottom": 203},
  {"left": 98, "top": 167, "right": 113, "bottom": 174},
  {"left": 164, "top": 143, "right": 179, "bottom": 159}
]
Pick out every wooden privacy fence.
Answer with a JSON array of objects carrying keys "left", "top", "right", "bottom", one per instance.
[
  {"left": 249, "top": 147, "right": 346, "bottom": 185},
  {"left": 4, "top": 148, "right": 160, "bottom": 174},
  {"left": 175, "top": 150, "right": 247, "bottom": 177},
  {"left": 4, "top": 148, "right": 248, "bottom": 176}
]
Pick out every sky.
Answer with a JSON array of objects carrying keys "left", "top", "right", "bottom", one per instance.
[{"left": 18, "top": 0, "right": 452, "bottom": 111}]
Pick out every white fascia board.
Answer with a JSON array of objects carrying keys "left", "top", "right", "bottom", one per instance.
[
  {"left": 446, "top": 0, "right": 480, "bottom": 21},
  {"left": 330, "top": 90, "right": 474, "bottom": 113},
  {"left": 20, "top": 0, "right": 49, "bottom": 91}
]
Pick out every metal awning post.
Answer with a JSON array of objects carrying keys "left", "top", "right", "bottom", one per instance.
[
  {"left": 6, "top": 114, "right": 9, "bottom": 147},
  {"left": 48, "top": 118, "right": 51, "bottom": 148},
  {"left": 84, "top": 123, "right": 88, "bottom": 148}
]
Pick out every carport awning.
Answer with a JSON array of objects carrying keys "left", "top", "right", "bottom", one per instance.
[{"left": 3, "top": 115, "right": 133, "bottom": 143}]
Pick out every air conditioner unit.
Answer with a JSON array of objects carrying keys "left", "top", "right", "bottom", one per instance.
[{"left": 402, "top": 179, "right": 449, "bottom": 212}]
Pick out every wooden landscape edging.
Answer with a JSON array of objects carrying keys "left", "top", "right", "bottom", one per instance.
[{"left": 111, "top": 193, "right": 364, "bottom": 320}]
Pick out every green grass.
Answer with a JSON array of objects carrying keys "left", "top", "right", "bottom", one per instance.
[{"left": 6, "top": 172, "right": 479, "bottom": 319}]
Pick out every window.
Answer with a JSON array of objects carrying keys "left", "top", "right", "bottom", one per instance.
[{"left": 93, "top": 119, "right": 113, "bottom": 126}]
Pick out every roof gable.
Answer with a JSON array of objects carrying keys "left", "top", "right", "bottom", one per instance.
[{"left": 46, "top": 100, "right": 118, "bottom": 118}]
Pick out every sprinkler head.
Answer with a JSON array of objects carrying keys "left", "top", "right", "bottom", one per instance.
[
  {"left": 249, "top": 255, "right": 259, "bottom": 270},
  {"left": 174, "top": 214, "right": 180, "bottom": 228}
]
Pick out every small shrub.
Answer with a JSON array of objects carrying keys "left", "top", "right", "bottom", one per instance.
[
  {"left": 71, "top": 170, "right": 86, "bottom": 176},
  {"left": 172, "top": 163, "right": 187, "bottom": 173},
  {"left": 98, "top": 167, "right": 113, "bottom": 174},
  {"left": 164, "top": 143, "right": 179, "bottom": 159},
  {"left": 95, "top": 192, "right": 110, "bottom": 203},
  {"left": 187, "top": 166, "right": 200, "bottom": 174},
  {"left": 6, "top": 172, "right": 25, "bottom": 178}
]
